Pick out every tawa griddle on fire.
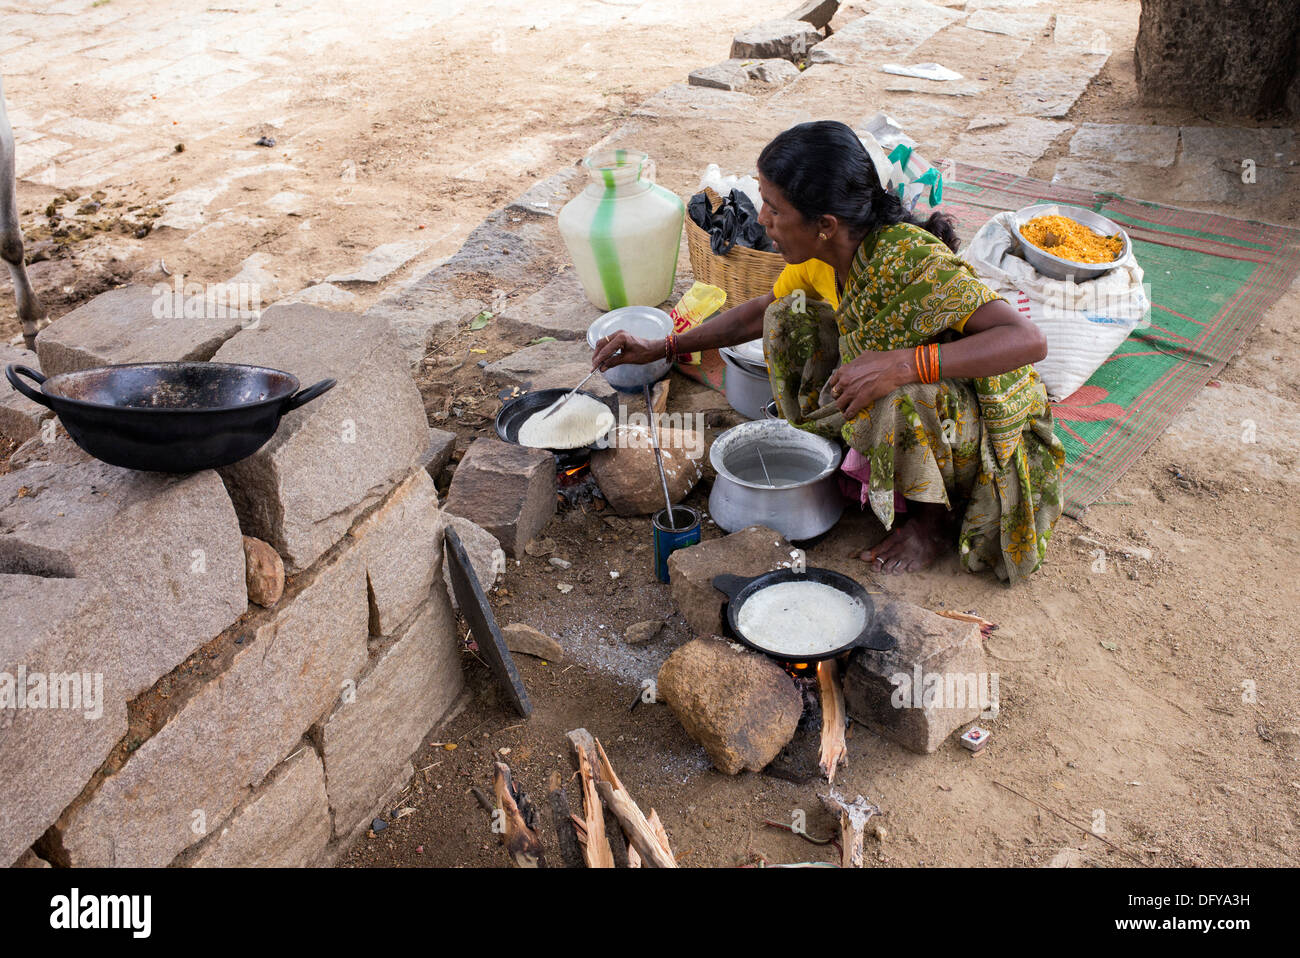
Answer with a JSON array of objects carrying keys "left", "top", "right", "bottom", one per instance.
[{"left": 712, "top": 568, "right": 894, "bottom": 662}]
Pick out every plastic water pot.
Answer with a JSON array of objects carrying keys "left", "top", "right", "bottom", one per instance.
[{"left": 558, "top": 149, "right": 685, "bottom": 311}]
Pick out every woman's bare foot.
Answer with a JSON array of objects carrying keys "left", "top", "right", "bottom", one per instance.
[{"left": 859, "top": 503, "right": 954, "bottom": 574}]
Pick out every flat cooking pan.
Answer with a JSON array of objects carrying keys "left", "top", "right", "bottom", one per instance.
[
  {"left": 494, "top": 387, "right": 615, "bottom": 467},
  {"left": 6, "top": 361, "right": 335, "bottom": 473},
  {"left": 713, "top": 568, "right": 895, "bottom": 661}
]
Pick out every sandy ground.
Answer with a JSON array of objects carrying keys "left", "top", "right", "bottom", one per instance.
[{"left": 4, "top": 0, "right": 1299, "bottom": 869}]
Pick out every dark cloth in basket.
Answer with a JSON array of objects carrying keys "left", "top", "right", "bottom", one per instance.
[{"left": 687, "top": 189, "right": 774, "bottom": 256}]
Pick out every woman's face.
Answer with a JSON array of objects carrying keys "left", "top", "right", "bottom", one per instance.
[{"left": 757, "top": 173, "right": 821, "bottom": 265}]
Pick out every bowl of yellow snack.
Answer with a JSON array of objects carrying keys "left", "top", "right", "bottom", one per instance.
[{"left": 1013, "top": 204, "right": 1130, "bottom": 281}]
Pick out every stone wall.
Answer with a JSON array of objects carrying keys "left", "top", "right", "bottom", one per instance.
[{"left": 0, "top": 298, "right": 471, "bottom": 867}]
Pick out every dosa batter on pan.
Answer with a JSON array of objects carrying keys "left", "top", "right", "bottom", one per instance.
[
  {"left": 737, "top": 581, "right": 866, "bottom": 656},
  {"left": 517, "top": 394, "right": 615, "bottom": 449}
]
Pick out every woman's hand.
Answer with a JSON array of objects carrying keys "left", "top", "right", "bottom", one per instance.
[
  {"left": 591, "top": 331, "right": 665, "bottom": 370},
  {"left": 828, "top": 350, "right": 912, "bottom": 419}
]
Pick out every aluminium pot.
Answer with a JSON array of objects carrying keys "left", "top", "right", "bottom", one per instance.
[
  {"left": 719, "top": 347, "right": 773, "bottom": 421},
  {"left": 707, "top": 419, "right": 844, "bottom": 542}
]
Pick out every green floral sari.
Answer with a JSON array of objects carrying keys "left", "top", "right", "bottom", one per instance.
[{"left": 764, "top": 223, "right": 1065, "bottom": 583}]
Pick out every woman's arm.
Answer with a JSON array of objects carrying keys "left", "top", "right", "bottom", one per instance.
[
  {"left": 828, "top": 298, "right": 1047, "bottom": 419},
  {"left": 591, "top": 292, "right": 775, "bottom": 369}
]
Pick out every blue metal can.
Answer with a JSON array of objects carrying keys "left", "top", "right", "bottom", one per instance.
[{"left": 652, "top": 506, "right": 701, "bottom": 583}]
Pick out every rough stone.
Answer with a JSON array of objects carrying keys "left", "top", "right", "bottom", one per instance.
[
  {"left": 421, "top": 427, "right": 458, "bottom": 482},
  {"left": 786, "top": 0, "right": 839, "bottom": 30},
  {"left": 364, "top": 285, "right": 487, "bottom": 369},
  {"left": 54, "top": 542, "right": 368, "bottom": 866},
  {"left": 623, "top": 620, "right": 664, "bottom": 645},
  {"left": 749, "top": 58, "right": 803, "bottom": 86},
  {"left": 807, "top": 0, "right": 964, "bottom": 64},
  {"left": 507, "top": 165, "right": 584, "bottom": 218},
  {"left": 13, "top": 849, "right": 51, "bottom": 868},
  {"left": 443, "top": 438, "right": 555, "bottom": 559},
  {"left": 966, "top": 8, "right": 1051, "bottom": 36},
  {"left": 688, "top": 60, "right": 753, "bottom": 92},
  {"left": 0, "top": 575, "right": 126, "bottom": 868},
  {"left": 502, "top": 623, "right": 564, "bottom": 661},
  {"left": 185, "top": 746, "right": 331, "bottom": 867},
  {"left": 631, "top": 83, "right": 759, "bottom": 120},
  {"left": 242, "top": 535, "right": 285, "bottom": 608},
  {"left": 8, "top": 426, "right": 91, "bottom": 470},
  {"left": 320, "top": 594, "right": 462, "bottom": 838},
  {"left": 212, "top": 304, "right": 427, "bottom": 572},
  {"left": 281, "top": 283, "right": 357, "bottom": 308},
  {"left": 842, "top": 599, "right": 988, "bottom": 754},
  {"left": 482, "top": 339, "right": 616, "bottom": 400},
  {"left": 1012, "top": 52, "right": 1109, "bottom": 118},
  {"left": 1068, "top": 123, "right": 1180, "bottom": 168},
  {"left": 1135, "top": 0, "right": 1299, "bottom": 115},
  {"left": 730, "top": 19, "right": 823, "bottom": 62},
  {"left": 947, "top": 117, "right": 1072, "bottom": 176},
  {"left": 496, "top": 270, "right": 606, "bottom": 342},
  {"left": 34, "top": 284, "right": 246, "bottom": 377},
  {"left": 657, "top": 637, "right": 803, "bottom": 774},
  {"left": 0, "top": 343, "right": 51, "bottom": 442},
  {"left": 0, "top": 462, "right": 247, "bottom": 697},
  {"left": 1053, "top": 14, "right": 1110, "bottom": 50},
  {"left": 350, "top": 468, "right": 443, "bottom": 636},
  {"left": 432, "top": 207, "right": 560, "bottom": 289},
  {"left": 436, "top": 513, "right": 502, "bottom": 607},
  {"left": 1179, "top": 126, "right": 1297, "bottom": 169},
  {"left": 326, "top": 241, "right": 428, "bottom": 285},
  {"left": 590, "top": 423, "right": 707, "bottom": 516},
  {"left": 666, "top": 525, "right": 796, "bottom": 636}
]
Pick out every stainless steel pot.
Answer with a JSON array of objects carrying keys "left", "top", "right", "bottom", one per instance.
[
  {"left": 707, "top": 419, "right": 844, "bottom": 542},
  {"left": 720, "top": 347, "right": 773, "bottom": 421},
  {"left": 587, "top": 305, "right": 672, "bottom": 393}
]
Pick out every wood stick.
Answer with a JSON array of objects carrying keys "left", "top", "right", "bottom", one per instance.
[
  {"left": 548, "top": 770, "right": 584, "bottom": 869},
  {"left": 992, "top": 780, "right": 1147, "bottom": 866},
  {"left": 566, "top": 729, "right": 614, "bottom": 868},
  {"left": 595, "top": 781, "right": 677, "bottom": 868},
  {"left": 819, "top": 789, "right": 878, "bottom": 868},
  {"left": 492, "top": 762, "right": 545, "bottom": 868},
  {"left": 647, "top": 809, "right": 672, "bottom": 859},
  {"left": 593, "top": 738, "right": 677, "bottom": 868},
  {"left": 818, "top": 660, "right": 848, "bottom": 783}
]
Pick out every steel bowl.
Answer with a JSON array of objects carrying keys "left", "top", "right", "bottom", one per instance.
[
  {"left": 587, "top": 305, "right": 672, "bottom": 393},
  {"left": 707, "top": 419, "right": 844, "bottom": 542},
  {"left": 1012, "top": 203, "right": 1130, "bottom": 281},
  {"left": 719, "top": 348, "right": 773, "bottom": 421}
]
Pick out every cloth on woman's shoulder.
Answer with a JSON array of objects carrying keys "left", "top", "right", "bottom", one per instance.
[{"left": 773, "top": 258, "right": 839, "bottom": 309}]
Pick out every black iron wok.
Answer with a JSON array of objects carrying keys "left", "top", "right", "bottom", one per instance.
[
  {"left": 713, "top": 568, "right": 894, "bottom": 661},
  {"left": 6, "top": 361, "right": 335, "bottom": 473}
]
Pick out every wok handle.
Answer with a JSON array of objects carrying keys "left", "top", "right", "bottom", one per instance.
[
  {"left": 712, "top": 573, "right": 761, "bottom": 602},
  {"left": 5, "top": 364, "right": 52, "bottom": 407},
  {"left": 283, "top": 378, "right": 336, "bottom": 412}
]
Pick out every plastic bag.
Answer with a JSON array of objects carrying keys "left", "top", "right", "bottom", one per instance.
[
  {"left": 699, "top": 164, "right": 762, "bottom": 213},
  {"left": 668, "top": 282, "right": 727, "bottom": 366},
  {"left": 687, "top": 189, "right": 774, "bottom": 255},
  {"left": 856, "top": 113, "right": 944, "bottom": 213},
  {"left": 962, "top": 210, "right": 1151, "bottom": 401}
]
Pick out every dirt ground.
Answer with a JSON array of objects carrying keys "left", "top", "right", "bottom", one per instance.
[{"left": 4, "top": 0, "right": 1299, "bottom": 869}]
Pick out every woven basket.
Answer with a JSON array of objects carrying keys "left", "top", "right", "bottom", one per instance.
[{"left": 686, "top": 188, "right": 786, "bottom": 305}]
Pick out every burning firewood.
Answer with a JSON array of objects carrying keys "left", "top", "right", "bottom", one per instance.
[
  {"left": 492, "top": 761, "right": 545, "bottom": 868},
  {"left": 817, "top": 659, "right": 848, "bottom": 783},
  {"left": 566, "top": 729, "right": 615, "bottom": 868},
  {"left": 593, "top": 738, "right": 677, "bottom": 868},
  {"left": 819, "top": 789, "right": 880, "bottom": 868}
]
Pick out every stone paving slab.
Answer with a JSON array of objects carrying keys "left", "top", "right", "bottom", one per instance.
[
  {"left": 1012, "top": 51, "right": 1109, "bottom": 118},
  {"left": 809, "top": 0, "right": 965, "bottom": 65},
  {"left": 945, "top": 117, "right": 1071, "bottom": 176},
  {"left": 326, "top": 241, "right": 429, "bottom": 285},
  {"left": 482, "top": 338, "right": 616, "bottom": 400},
  {"left": 1068, "top": 123, "right": 1181, "bottom": 168},
  {"left": 966, "top": 8, "right": 1051, "bottom": 37},
  {"left": 0, "top": 343, "right": 52, "bottom": 443}
]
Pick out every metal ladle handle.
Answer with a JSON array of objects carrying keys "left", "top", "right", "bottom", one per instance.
[{"left": 643, "top": 383, "right": 676, "bottom": 531}]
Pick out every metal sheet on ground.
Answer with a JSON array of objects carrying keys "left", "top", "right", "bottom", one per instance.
[{"left": 444, "top": 526, "right": 532, "bottom": 717}]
